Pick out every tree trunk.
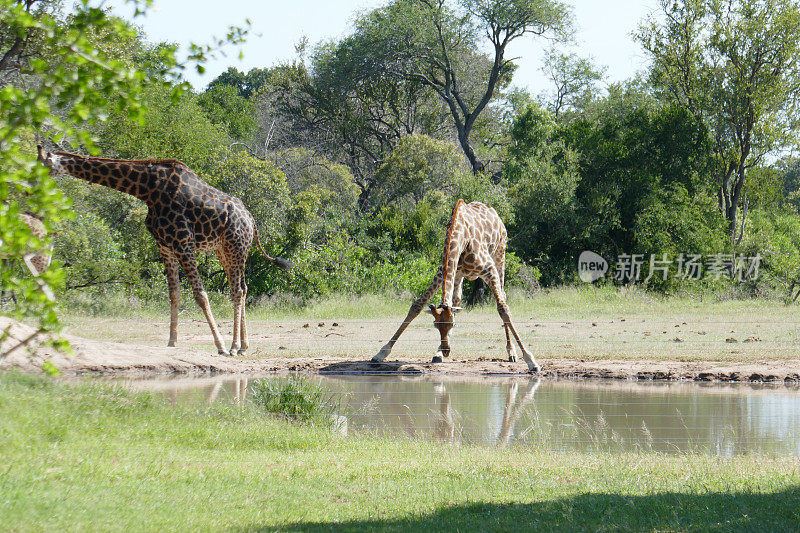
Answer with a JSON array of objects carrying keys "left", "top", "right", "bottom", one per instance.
[{"left": 454, "top": 122, "right": 482, "bottom": 173}]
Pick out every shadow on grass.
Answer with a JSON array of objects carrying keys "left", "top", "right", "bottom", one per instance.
[{"left": 238, "top": 487, "right": 800, "bottom": 532}]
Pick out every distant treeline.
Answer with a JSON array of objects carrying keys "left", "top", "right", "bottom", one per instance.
[{"left": 5, "top": 0, "right": 800, "bottom": 315}]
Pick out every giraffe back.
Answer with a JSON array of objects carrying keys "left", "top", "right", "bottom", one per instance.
[{"left": 443, "top": 201, "right": 506, "bottom": 278}]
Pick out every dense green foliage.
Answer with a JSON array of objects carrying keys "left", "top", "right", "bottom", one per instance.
[
  {"left": 6, "top": 0, "right": 800, "bottom": 326},
  {"left": 638, "top": 0, "right": 800, "bottom": 241}
]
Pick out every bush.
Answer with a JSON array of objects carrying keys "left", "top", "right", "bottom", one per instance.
[
  {"left": 633, "top": 183, "right": 728, "bottom": 290},
  {"left": 249, "top": 377, "right": 336, "bottom": 422},
  {"left": 738, "top": 209, "right": 800, "bottom": 299},
  {"left": 53, "top": 211, "right": 132, "bottom": 294}
]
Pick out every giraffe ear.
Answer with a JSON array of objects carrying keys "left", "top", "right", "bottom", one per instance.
[{"left": 425, "top": 304, "right": 436, "bottom": 315}]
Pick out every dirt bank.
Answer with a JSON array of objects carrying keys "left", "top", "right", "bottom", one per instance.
[{"left": 3, "top": 316, "right": 799, "bottom": 382}]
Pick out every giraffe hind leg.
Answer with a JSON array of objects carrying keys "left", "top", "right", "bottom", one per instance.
[
  {"left": 505, "top": 324, "right": 518, "bottom": 363},
  {"left": 482, "top": 262, "right": 540, "bottom": 372},
  {"left": 239, "top": 280, "right": 249, "bottom": 354},
  {"left": 228, "top": 268, "right": 246, "bottom": 357},
  {"left": 217, "top": 249, "right": 246, "bottom": 357}
]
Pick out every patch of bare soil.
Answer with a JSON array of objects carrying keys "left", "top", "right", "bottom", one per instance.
[{"left": 2, "top": 316, "right": 799, "bottom": 382}]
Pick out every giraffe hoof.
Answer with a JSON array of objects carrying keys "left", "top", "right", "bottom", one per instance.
[
  {"left": 373, "top": 345, "right": 391, "bottom": 362},
  {"left": 508, "top": 354, "right": 518, "bottom": 363},
  {"left": 217, "top": 349, "right": 228, "bottom": 357},
  {"left": 431, "top": 355, "right": 443, "bottom": 364}
]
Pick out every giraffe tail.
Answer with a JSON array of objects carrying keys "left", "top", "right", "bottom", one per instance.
[{"left": 253, "top": 226, "right": 293, "bottom": 270}]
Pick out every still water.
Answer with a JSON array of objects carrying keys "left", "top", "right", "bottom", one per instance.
[{"left": 112, "top": 374, "right": 800, "bottom": 456}]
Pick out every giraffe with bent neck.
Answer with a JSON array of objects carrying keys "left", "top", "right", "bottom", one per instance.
[
  {"left": 37, "top": 146, "right": 290, "bottom": 356},
  {"left": 373, "top": 199, "right": 540, "bottom": 372}
]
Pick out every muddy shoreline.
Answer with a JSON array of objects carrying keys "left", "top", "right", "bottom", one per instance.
[{"left": 3, "top": 317, "right": 799, "bottom": 383}]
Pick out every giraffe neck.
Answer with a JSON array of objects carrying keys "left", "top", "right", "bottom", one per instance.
[
  {"left": 440, "top": 198, "right": 466, "bottom": 306},
  {"left": 50, "top": 152, "right": 168, "bottom": 202}
]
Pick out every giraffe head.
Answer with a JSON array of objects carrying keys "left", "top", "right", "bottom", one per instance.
[
  {"left": 37, "top": 146, "right": 67, "bottom": 173},
  {"left": 426, "top": 304, "right": 462, "bottom": 360}
]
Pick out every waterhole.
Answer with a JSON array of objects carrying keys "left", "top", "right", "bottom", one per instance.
[{"left": 109, "top": 373, "right": 800, "bottom": 456}]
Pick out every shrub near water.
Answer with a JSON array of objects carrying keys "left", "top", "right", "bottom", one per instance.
[{"left": 249, "top": 376, "right": 336, "bottom": 422}]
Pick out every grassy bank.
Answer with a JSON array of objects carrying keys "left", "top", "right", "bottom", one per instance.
[
  {"left": 61, "top": 286, "right": 800, "bottom": 363},
  {"left": 1, "top": 373, "right": 799, "bottom": 531},
  {"left": 58, "top": 284, "right": 800, "bottom": 321}
]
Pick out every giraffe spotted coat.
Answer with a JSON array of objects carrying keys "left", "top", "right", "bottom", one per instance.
[
  {"left": 38, "top": 146, "right": 289, "bottom": 356},
  {"left": 17, "top": 212, "right": 52, "bottom": 276},
  {"left": 373, "top": 199, "right": 540, "bottom": 371}
]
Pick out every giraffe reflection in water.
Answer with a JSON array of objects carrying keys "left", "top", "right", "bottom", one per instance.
[
  {"left": 206, "top": 378, "right": 249, "bottom": 405},
  {"left": 433, "top": 378, "right": 541, "bottom": 446}
]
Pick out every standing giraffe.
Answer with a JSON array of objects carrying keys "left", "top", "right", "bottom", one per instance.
[
  {"left": 373, "top": 199, "right": 540, "bottom": 372},
  {"left": 37, "top": 146, "right": 290, "bottom": 356}
]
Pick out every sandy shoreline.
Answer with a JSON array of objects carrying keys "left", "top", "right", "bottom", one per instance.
[{"left": 3, "top": 316, "right": 799, "bottom": 383}]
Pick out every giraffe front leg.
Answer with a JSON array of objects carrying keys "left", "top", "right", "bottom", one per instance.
[
  {"left": 373, "top": 268, "right": 443, "bottom": 362},
  {"left": 176, "top": 249, "right": 226, "bottom": 355},
  {"left": 495, "top": 248, "right": 516, "bottom": 362},
  {"left": 483, "top": 264, "right": 540, "bottom": 372},
  {"left": 160, "top": 248, "right": 181, "bottom": 347},
  {"left": 505, "top": 324, "right": 518, "bottom": 362}
]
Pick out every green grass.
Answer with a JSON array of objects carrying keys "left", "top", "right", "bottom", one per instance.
[
  {"left": 60, "top": 284, "right": 800, "bottom": 322},
  {"left": 1, "top": 372, "right": 799, "bottom": 531}
]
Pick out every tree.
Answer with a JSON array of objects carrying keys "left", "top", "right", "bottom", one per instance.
[
  {"left": 564, "top": 104, "right": 715, "bottom": 260},
  {"left": 271, "top": 147, "right": 359, "bottom": 214},
  {"left": 197, "top": 83, "right": 257, "bottom": 141},
  {"left": 504, "top": 98, "right": 718, "bottom": 285},
  {"left": 207, "top": 66, "right": 271, "bottom": 98},
  {"left": 371, "top": 134, "right": 471, "bottom": 208},
  {"left": 503, "top": 103, "right": 578, "bottom": 283},
  {"left": 638, "top": 0, "right": 800, "bottom": 244},
  {"left": 540, "top": 49, "right": 605, "bottom": 119},
  {"left": 262, "top": 50, "right": 448, "bottom": 206},
  {"left": 339, "top": 0, "right": 572, "bottom": 172},
  {"left": 1, "top": 0, "right": 146, "bottom": 355},
  {"left": 0, "top": 0, "right": 56, "bottom": 85},
  {"left": 99, "top": 82, "right": 230, "bottom": 175}
]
